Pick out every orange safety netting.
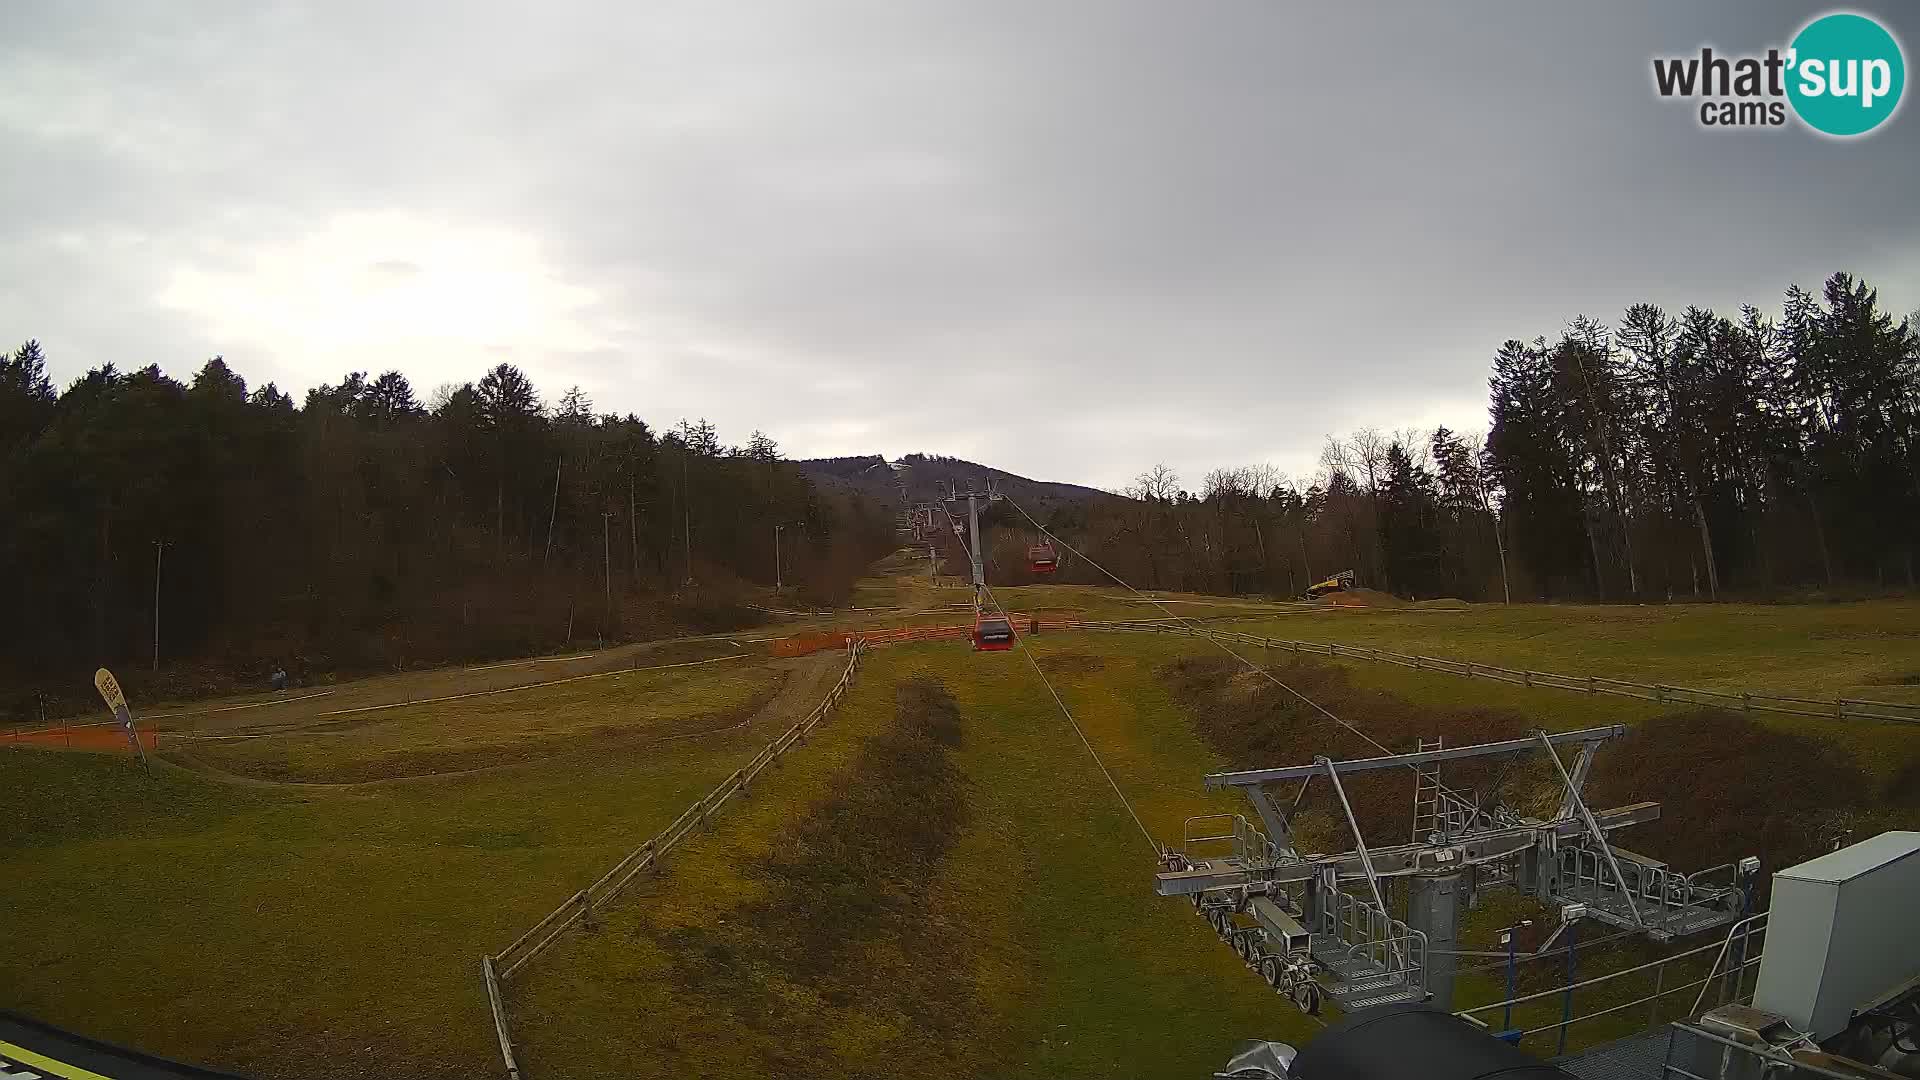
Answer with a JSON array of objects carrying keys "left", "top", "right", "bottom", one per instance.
[
  {"left": 4, "top": 722, "right": 161, "bottom": 753},
  {"left": 770, "top": 616, "right": 1071, "bottom": 656}
]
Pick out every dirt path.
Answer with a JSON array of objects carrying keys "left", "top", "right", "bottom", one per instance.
[{"left": 157, "top": 653, "right": 844, "bottom": 792}]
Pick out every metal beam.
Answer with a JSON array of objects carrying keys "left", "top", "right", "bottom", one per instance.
[
  {"left": 1153, "top": 802, "right": 1660, "bottom": 897},
  {"left": 1204, "top": 725, "right": 1628, "bottom": 788},
  {"left": 1555, "top": 743, "right": 1597, "bottom": 820},
  {"left": 1318, "top": 756, "right": 1397, "bottom": 970},
  {"left": 1535, "top": 730, "right": 1644, "bottom": 928},
  {"left": 1244, "top": 786, "right": 1295, "bottom": 855}
]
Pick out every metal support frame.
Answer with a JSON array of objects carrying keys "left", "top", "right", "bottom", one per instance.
[
  {"left": 1555, "top": 743, "right": 1598, "bottom": 820},
  {"left": 1243, "top": 785, "right": 1296, "bottom": 856},
  {"left": 1160, "top": 723, "right": 1757, "bottom": 1026},
  {"left": 1535, "top": 729, "right": 1645, "bottom": 927},
  {"left": 1154, "top": 802, "right": 1662, "bottom": 895},
  {"left": 944, "top": 480, "right": 1003, "bottom": 606},
  {"left": 1319, "top": 756, "right": 1401, "bottom": 970},
  {"left": 1205, "top": 725, "right": 1627, "bottom": 788}
]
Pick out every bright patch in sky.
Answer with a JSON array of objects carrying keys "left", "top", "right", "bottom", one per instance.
[{"left": 156, "top": 212, "right": 605, "bottom": 390}]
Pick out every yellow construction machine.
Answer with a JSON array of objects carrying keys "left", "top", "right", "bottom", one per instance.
[{"left": 1304, "top": 569, "right": 1355, "bottom": 599}]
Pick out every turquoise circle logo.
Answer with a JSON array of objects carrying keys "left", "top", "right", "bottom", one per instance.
[{"left": 1787, "top": 12, "right": 1905, "bottom": 136}]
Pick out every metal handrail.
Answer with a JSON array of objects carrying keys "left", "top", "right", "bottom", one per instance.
[
  {"left": 1662, "top": 1022, "right": 1862, "bottom": 1080},
  {"left": 1510, "top": 961, "right": 1760, "bottom": 1038},
  {"left": 1347, "top": 933, "right": 1429, "bottom": 976},
  {"left": 1690, "top": 911, "right": 1769, "bottom": 1015},
  {"left": 1456, "top": 928, "right": 1745, "bottom": 1016},
  {"left": 1324, "top": 889, "right": 1426, "bottom": 985},
  {"left": 1183, "top": 814, "right": 1240, "bottom": 846}
]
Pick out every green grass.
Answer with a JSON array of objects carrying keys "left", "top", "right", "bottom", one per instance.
[
  {"left": 182, "top": 660, "right": 782, "bottom": 783},
  {"left": 1217, "top": 604, "right": 1920, "bottom": 786},
  {"left": 508, "top": 637, "right": 1317, "bottom": 1079},
  {"left": 1234, "top": 599, "right": 1920, "bottom": 703},
  {"left": 11, "top": 583, "right": 1920, "bottom": 1078},
  {"left": 0, "top": 656, "right": 828, "bottom": 1080}
]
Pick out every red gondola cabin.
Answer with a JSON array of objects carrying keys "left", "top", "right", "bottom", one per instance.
[
  {"left": 972, "top": 614, "right": 1014, "bottom": 651},
  {"left": 1027, "top": 543, "right": 1058, "bottom": 575}
]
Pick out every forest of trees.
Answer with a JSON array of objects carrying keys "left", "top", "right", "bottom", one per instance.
[
  {"left": 5, "top": 271, "right": 1914, "bottom": 715},
  {"left": 0, "top": 352, "right": 895, "bottom": 716},
  {"left": 986, "top": 273, "right": 1920, "bottom": 603}
]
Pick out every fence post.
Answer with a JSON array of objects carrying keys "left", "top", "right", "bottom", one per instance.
[
  {"left": 1648, "top": 959, "right": 1665, "bottom": 1026},
  {"left": 1557, "top": 920, "right": 1579, "bottom": 1056},
  {"left": 1466, "top": 663, "right": 1476, "bottom": 679},
  {"left": 1587, "top": 675, "right": 1595, "bottom": 695},
  {"left": 1834, "top": 697, "right": 1844, "bottom": 721},
  {"left": 1655, "top": 685, "right": 1667, "bottom": 704},
  {"left": 482, "top": 955, "right": 522, "bottom": 1080},
  {"left": 1415, "top": 656, "right": 1423, "bottom": 671},
  {"left": 1524, "top": 671, "right": 1533, "bottom": 688},
  {"left": 1742, "top": 692, "right": 1751, "bottom": 714}
]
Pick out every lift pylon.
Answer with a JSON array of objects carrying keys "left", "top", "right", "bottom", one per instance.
[
  {"left": 1157, "top": 726, "right": 1759, "bottom": 1015},
  {"left": 943, "top": 480, "right": 1003, "bottom": 602}
]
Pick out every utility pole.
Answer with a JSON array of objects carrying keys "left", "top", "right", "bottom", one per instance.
[
  {"left": 774, "top": 523, "right": 785, "bottom": 592},
  {"left": 603, "top": 511, "right": 614, "bottom": 635},
  {"left": 682, "top": 451, "right": 694, "bottom": 587},
  {"left": 542, "top": 458, "right": 561, "bottom": 568},
  {"left": 628, "top": 470, "right": 640, "bottom": 581},
  {"left": 944, "top": 480, "right": 1003, "bottom": 608},
  {"left": 151, "top": 540, "right": 165, "bottom": 671}
]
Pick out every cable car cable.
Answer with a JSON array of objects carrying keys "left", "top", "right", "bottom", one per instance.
[
  {"left": 1000, "top": 492, "right": 1477, "bottom": 799},
  {"left": 943, "top": 506, "right": 1159, "bottom": 855}
]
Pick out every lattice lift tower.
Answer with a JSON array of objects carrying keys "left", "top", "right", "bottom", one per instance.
[{"left": 1155, "top": 725, "right": 1761, "bottom": 1015}]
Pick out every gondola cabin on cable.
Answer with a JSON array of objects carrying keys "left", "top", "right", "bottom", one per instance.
[
  {"left": 1026, "top": 542, "right": 1058, "bottom": 575},
  {"left": 972, "top": 613, "right": 1014, "bottom": 651}
]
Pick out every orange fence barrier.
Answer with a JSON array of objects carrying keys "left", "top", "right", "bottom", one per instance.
[
  {"left": 770, "top": 616, "right": 1064, "bottom": 656},
  {"left": 4, "top": 722, "right": 160, "bottom": 753}
]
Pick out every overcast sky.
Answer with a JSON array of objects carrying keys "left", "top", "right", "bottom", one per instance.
[{"left": 4, "top": 3, "right": 1916, "bottom": 491}]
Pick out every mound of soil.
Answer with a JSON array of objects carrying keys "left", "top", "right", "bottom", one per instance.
[
  {"left": 1162, "top": 656, "right": 1540, "bottom": 846},
  {"left": 1587, "top": 710, "right": 1873, "bottom": 880},
  {"left": 1329, "top": 588, "right": 1407, "bottom": 608},
  {"left": 662, "top": 676, "right": 984, "bottom": 1079},
  {"left": 1413, "top": 598, "right": 1471, "bottom": 610},
  {"left": 1159, "top": 656, "right": 1901, "bottom": 884}
]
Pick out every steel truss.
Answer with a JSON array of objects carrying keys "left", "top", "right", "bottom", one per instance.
[{"left": 1157, "top": 725, "right": 1759, "bottom": 1016}]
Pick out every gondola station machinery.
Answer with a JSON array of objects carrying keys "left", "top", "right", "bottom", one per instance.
[{"left": 1206, "top": 832, "right": 1920, "bottom": 1080}]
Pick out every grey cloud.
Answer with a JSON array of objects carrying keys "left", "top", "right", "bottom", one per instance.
[{"left": 2, "top": 1, "right": 1916, "bottom": 490}]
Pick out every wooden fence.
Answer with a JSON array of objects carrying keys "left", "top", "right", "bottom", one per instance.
[
  {"left": 481, "top": 637, "right": 869, "bottom": 1078},
  {"left": 1077, "top": 620, "right": 1920, "bottom": 726}
]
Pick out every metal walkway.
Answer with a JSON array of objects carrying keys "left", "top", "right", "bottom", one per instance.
[
  {"left": 1553, "top": 1026, "right": 1675, "bottom": 1080},
  {"left": 1309, "top": 933, "right": 1429, "bottom": 1010}
]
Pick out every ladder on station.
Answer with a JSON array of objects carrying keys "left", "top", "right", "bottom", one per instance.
[{"left": 1410, "top": 737, "right": 1443, "bottom": 842}]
